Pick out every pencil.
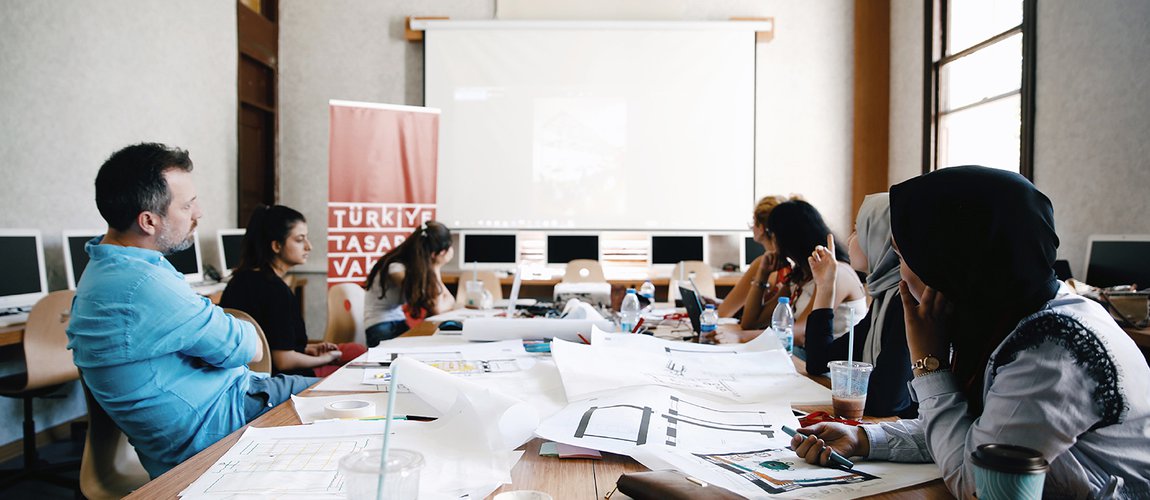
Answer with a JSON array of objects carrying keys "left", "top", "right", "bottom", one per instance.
[
  {"left": 631, "top": 317, "right": 645, "bottom": 333},
  {"left": 577, "top": 334, "right": 590, "bottom": 344}
]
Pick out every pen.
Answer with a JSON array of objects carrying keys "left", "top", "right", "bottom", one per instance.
[
  {"left": 781, "top": 425, "right": 855, "bottom": 470},
  {"left": 337, "top": 415, "right": 437, "bottom": 422},
  {"left": 577, "top": 334, "right": 590, "bottom": 345},
  {"left": 631, "top": 317, "right": 645, "bottom": 333}
]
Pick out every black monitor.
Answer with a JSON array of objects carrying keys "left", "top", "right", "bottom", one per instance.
[
  {"left": 547, "top": 235, "right": 599, "bottom": 264},
  {"left": 164, "top": 232, "right": 204, "bottom": 283},
  {"left": 63, "top": 230, "right": 103, "bottom": 289},
  {"left": 651, "top": 235, "right": 705, "bottom": 265},
  {"left": 462, "top": 233, "right": 518, "bottom": 267},
  {"left": 217, "top": 229, "right": 246, "bottom": 277},
  {"left": 744, "top": 236, "right": 766, "bottom": 267},
  {"left": 0, "top": 230, "right": 48, "bottom": 310},
  {"left": 1085, "top": 236, "right": 1150, "bottom": 290}
]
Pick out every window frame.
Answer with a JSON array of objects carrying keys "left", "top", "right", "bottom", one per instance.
[{"left": 922, "top": 0, "right": 1037, "bottom": 179}]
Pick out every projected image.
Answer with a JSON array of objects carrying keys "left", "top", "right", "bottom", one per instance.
[{"left": 533, "top": 98, "right": 628, "bottom": 221}]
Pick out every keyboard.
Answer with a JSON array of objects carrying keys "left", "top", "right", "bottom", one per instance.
[{"left": 0, "top": 311, "right": 30, "bottom": 327}]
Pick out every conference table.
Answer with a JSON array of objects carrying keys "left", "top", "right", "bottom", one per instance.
[{"left": 125, "top": 326, "right": 951, "bottom": 499}]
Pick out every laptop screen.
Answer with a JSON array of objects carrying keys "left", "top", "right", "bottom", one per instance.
[
  {"left": 678, "top": 285, "right": 704, "bottom": 334},
  {"left": 1086, "top": 236, "right": 1150, "bottom": 290}
]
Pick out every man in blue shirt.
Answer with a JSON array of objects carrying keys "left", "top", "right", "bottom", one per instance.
[{"left": 67, "top": 143, "right": 318, "bottom": 478}]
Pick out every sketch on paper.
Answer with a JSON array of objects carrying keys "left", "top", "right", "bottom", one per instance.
[
  {"left": 574, "top": 404, "right": 654, "bottom": 445},
  {"left": 663, "top": 395, "right": 776, "bottom": 447},
  {"left": 696, "top": 448, "right": 878, "bottom": 494},
  {"left": 202, "top": 435, "right": 377, "bottom": 495}
]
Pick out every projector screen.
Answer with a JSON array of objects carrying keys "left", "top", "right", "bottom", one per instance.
[{"left": 425, "top": 23, "right": 756, "bottom": 231}]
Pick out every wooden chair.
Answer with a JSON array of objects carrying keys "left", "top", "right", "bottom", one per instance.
[
  {"left": 0, "top": 290, "right": 81, "bottom": 490},
  {"left": 78, "top": 378, "right": 148, "bottom": 500},
  {"left": 222, "top": 308, "right": 271, "bottom": 374},
  {"left": 668, "top": 261, "right": 717, "bottom": 302},
  {"left": 454, "top": 270, "right": 504, "bottom": 307},
  {"left": 323, "top": 283, "right": 365, "bottom": 345},
  {"left": 561, "top": 259, "right": 607, "bottom": 283}
]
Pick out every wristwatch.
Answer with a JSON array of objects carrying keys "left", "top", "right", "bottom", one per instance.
[
  {"left": 911, "top": 354, "right": 946, "bottom": 374},
  {"left": 750, "top": 279, "right": 770, "bottom": 290}
]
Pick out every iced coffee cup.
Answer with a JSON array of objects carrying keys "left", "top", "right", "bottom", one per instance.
[{"left": 828, "top": 360, "right": 872, "bottom": 419}]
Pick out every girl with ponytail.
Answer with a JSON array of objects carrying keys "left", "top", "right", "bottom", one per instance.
[{"left": 363, "top": 221, "right": 455, "bottom": 346}]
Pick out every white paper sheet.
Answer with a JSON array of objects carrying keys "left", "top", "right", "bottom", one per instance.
[
  {"left": 366, "top": 338, "right": 528, "bottom": 363},
  {"left": 535, "top": 386, "right": 799, "bottom": 455},
  {"left": 461, "top": 317, "right": 616, "bottom": 342},
  {"left": 551, "top": 328, "right": 830, "bottom": 404}
]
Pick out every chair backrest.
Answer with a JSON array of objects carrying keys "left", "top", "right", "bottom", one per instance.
[
  {"left": 454, "top": 270, "right": 504, "bottom": 306},
  {"left": 668, "top": 261, "right": 716, "bottom": 301},
  {"left": 561, "top": 259, "right": 607, "bottom": 283},
  {"left": 79, "top": 378, "right": 149, "bottom": 500},
  {"left": 222, "top": 308, "right": 271, "bottom": 373},
  {"left": 324, "top": 283, "right": 365, "bottom": 345},
  {"left": 22, "top": 290, "right": 80, "bottom": 390}
]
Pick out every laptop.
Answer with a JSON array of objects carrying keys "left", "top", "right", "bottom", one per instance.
[
  {"left": 1084, "top": 235, "right": 1150, "bottom": 293},
  {"left": 678, "top": 285, "right": 704, "bottom": 335}
]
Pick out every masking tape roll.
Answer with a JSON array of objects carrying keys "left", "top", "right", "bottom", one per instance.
[{"left": 324, "top": 399, "right": 376, "bottom": 419}]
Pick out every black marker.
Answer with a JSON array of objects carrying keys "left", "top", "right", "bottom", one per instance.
[{"left": 781, "top": 425, "right": 855, "bottom": 470}]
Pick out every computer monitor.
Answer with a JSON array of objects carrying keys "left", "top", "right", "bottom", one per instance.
[
  {"left": 164, "top": 231, "right": 205, "bottom": 283},
  {"left": 217, "top": 229, "right": 246, "bottom": 278},
  {"left": 650, "top": 235, "right": 706, "bottom": 265},
  {"left": 546, "top": 234, "right": 600, "bottom": 264},
  {"left": 0, "top": 230, "right": 48, "bottom": 310},
  {"left": 460, "top": 232, "right": 518, "bottom": 269},
  {"left": 62, "top": 229, "right": 104, "bottom": 290},
  {"left": 1084, "top": 235, "right": 1150, "bottom": 290},
  {"left": 743, "top": 235, "right": 766, "bottom": 269}
]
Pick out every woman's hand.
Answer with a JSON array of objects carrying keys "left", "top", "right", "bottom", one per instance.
[
  {"left": 899, "top": 281, "right": 953, "bottom": 365},
  {"left": 758, "top": 252, "right": 779, "bottom": 282},
  {"left": 305, "top": 342, "right": 339, "bottom": 356},
  {"left": 808, "top": 234, "right": 838, "bottom": 301},
  {"left": 790, "top": 422, "right": 870, "bottom": 465}
]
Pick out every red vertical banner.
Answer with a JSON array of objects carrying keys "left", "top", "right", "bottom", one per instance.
[{"left": 328, "top": 101, "right": 440, "bottom": 286}]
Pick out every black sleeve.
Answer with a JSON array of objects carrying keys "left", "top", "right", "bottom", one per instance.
[
  {"left": 805, "top": 308, "right": 837, "bottom": 375},
  {"left": 862, "top": 296, "right": 918, "bottom": 418}
]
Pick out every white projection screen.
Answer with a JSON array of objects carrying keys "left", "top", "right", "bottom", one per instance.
[{"left": 424, "top": 22, "right": 756, "bottom": 231}]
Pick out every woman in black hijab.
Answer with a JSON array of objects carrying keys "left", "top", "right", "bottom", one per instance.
[{"left": 789, "top": 166, "right": 1150, "bottom": 499}]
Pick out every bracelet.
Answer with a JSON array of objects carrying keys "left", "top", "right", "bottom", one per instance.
[{"left": 751, "top": 279, "right": 770, "bottom": 290}]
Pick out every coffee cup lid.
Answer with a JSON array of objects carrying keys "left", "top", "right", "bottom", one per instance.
[{"left": 970, "top": 444, "right": 1049, "bottom": 474}]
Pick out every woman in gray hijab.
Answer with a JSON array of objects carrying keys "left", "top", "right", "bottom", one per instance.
[{"left": 805, "top": 193, "right": 916, "bottom": 417}]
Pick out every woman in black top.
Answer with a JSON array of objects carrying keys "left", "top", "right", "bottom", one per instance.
[
  {"left": 806, "top": 193, "right": 916, "bottom": 418},
  {"left": 220, "top": 205, "right": 347, "bottom": 377}
]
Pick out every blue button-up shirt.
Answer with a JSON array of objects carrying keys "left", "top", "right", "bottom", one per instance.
[{"left": 67, "top": 237, "right": 260, "bottom": 478}]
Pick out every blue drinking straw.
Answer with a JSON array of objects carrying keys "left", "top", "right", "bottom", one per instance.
[{"left": 377, "top": 362, "right": 399, "bottom": 500}]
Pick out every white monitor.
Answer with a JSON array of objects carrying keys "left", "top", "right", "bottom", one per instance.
[
  {"left": 217, "top": 228, "right": 246, "bottom": 278},
  {"left": 62, "top": 229, "right": 104, "bottom": 290},
  {"left": 742, "top": 233, "right": 766, "bottom": 271},
  {"left": 460, "top": 232, "right": 518, "bottom": 270},
  {"left": 164, "top": 231, "right": 204, "bottom": 283},
  {"left": 1084, "top": 234, "right": 1150, "bottom": 290},
  {"left": 546, "top": 233, "right": 601, "bottom": 265},
  {"left": 0, "top": 230, "right": 48, "bottom": 310}
]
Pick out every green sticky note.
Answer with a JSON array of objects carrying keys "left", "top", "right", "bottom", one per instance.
[{"left": 539, "top": 441, "right": 559, "bottom": 457}]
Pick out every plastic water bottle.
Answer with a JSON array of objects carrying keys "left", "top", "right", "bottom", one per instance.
[
  {"left": 700, "top": 304, "right": 718, "bottom": 337},
  {"left": 620, "top": 288, "right": 641, "bottom": 333},
  {"left": 639, "top": 280, "right": 656, "bottom": 311},
  {"left": 772, "top": 296, "right": 794, "bottom": 354}
]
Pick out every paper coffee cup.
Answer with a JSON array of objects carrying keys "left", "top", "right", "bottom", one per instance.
[
  {"left": 971, "top": 444, "right": 1049, "bottom": 500},
  {"left": 324, "top": 399, "right": 376, "bottom": 419}
]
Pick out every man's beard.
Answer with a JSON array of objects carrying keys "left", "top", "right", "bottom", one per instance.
[{"left": 157, "top": 223, "right": 196, "bottom": 254}]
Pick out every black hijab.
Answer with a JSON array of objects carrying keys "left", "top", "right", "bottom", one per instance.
[{"left": 889, "top": 166, "right": 1060, "bottom": 415}]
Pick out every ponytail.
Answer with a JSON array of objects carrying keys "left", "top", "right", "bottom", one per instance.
[{"left": 365, "top": 221, "right": 453, "bottom": 317}]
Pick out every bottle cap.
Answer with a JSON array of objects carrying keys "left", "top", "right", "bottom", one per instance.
[
  {"left": 627, "top": 288, "right": 636, "bottom": 294},
  {"left": 778, "top": 297, "right": 790, "bottom": 304},
  {"left": 705, "top": 304, "right": 715, "bottom": 310}
]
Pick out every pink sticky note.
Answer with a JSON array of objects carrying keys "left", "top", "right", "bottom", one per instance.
[{"left": 555, "top": 443, "right": 602, "bottom": 459}]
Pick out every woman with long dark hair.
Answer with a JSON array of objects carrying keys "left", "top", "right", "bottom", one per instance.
[
  {"left": 219, "top": 205, "right": 360, "bottom": 377},
  {"left": 789, "top": 166, "right": 1150, "bottom": 498},
  {"left": 718, "top": 200, "right": 866, "bottom": 351},
  {"left": 363, "top": 220, "right": 455, "bottom": 346}
]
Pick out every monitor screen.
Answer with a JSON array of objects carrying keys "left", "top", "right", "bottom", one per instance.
[
  {"left": 547, "top": 235, "right": 599, "bottom": 264},
  {"left": 463, "top": 233, "right": 518, "bottom": 264},
  {"left": 164, "top": 232, "right": 204, "bottom": 283},
  {"left": 0, "top": 231, "right": 47, "bottom": 309},
  {"left": 651, "top": 235, "right": 704, "bottom": 264},
  {"left": 744, "top": 236, "right": 766, "bottom": 266},
  {"left": 63, "top": 231, "right": 103, "bottom": 289},
  {"left": 1086, "top": 237, "right": 1150, "bottom": 290},
  {"left": 217, "top": 229, "right": 246, "bottom": 276}
]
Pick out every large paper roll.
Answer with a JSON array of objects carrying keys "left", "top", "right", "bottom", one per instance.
[{"left": 461, "top": 318, "right": 615, "bottom": 342}]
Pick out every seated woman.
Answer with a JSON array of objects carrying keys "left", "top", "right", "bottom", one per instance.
[
  {"left": 219, "top": 205, "right": 364, "bottom": 377},
  {"left": 363, "top": 221, "right": 456, "bottom": 347},
  {"left": 717, "top": 200, "right": 866, "bottom": 351},
  {"left": 713, "top": 194, "right": 794, "bottom": 319},
  {"left": 789, "top": 166, "right": 1150, "bottom": 498},
  {"left": 805, "top": 193, "right": 916, "bottom": 417}
]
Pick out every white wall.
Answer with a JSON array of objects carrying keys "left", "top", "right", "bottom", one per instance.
[
  {"left": 888, "top": 0, "right": 1150, "bottom": 279},
  {"left": 0, "top": 0, "right": 236, "bottom": 447}
]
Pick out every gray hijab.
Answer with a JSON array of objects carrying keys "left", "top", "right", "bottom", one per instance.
[{"left": 857, "top": 193, "right": 900, "bottom": 364}]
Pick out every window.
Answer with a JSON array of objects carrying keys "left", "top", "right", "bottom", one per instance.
[{"left": 925, "top": 0, "right": 1036, "bottom": 178}]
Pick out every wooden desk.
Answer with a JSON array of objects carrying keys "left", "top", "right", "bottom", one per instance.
[
  {"left": 0, "top": 324, "right": 22, "bottom": 347},
  {"left": 126, "top": 348, "right": 950, "bottom": 499}
]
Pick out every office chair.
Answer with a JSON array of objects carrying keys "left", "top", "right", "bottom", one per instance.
[
  {"left": 0, "top": 290, "right": 81, "bottom": 491},
  {"left": 222, "top": 308, "right": 272, "bottom": 374},
  {"left": 668, "top": 261, "right": 717, "bottom": 302},
  {"left": 561, "top": 259, "right": 607, "bottom": 283},
  {"left": 78, "top": 378, "right": 148, "bottom": 500},
  {"left": 323, "top": 283, "right": 366, "bottom": 345}
]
